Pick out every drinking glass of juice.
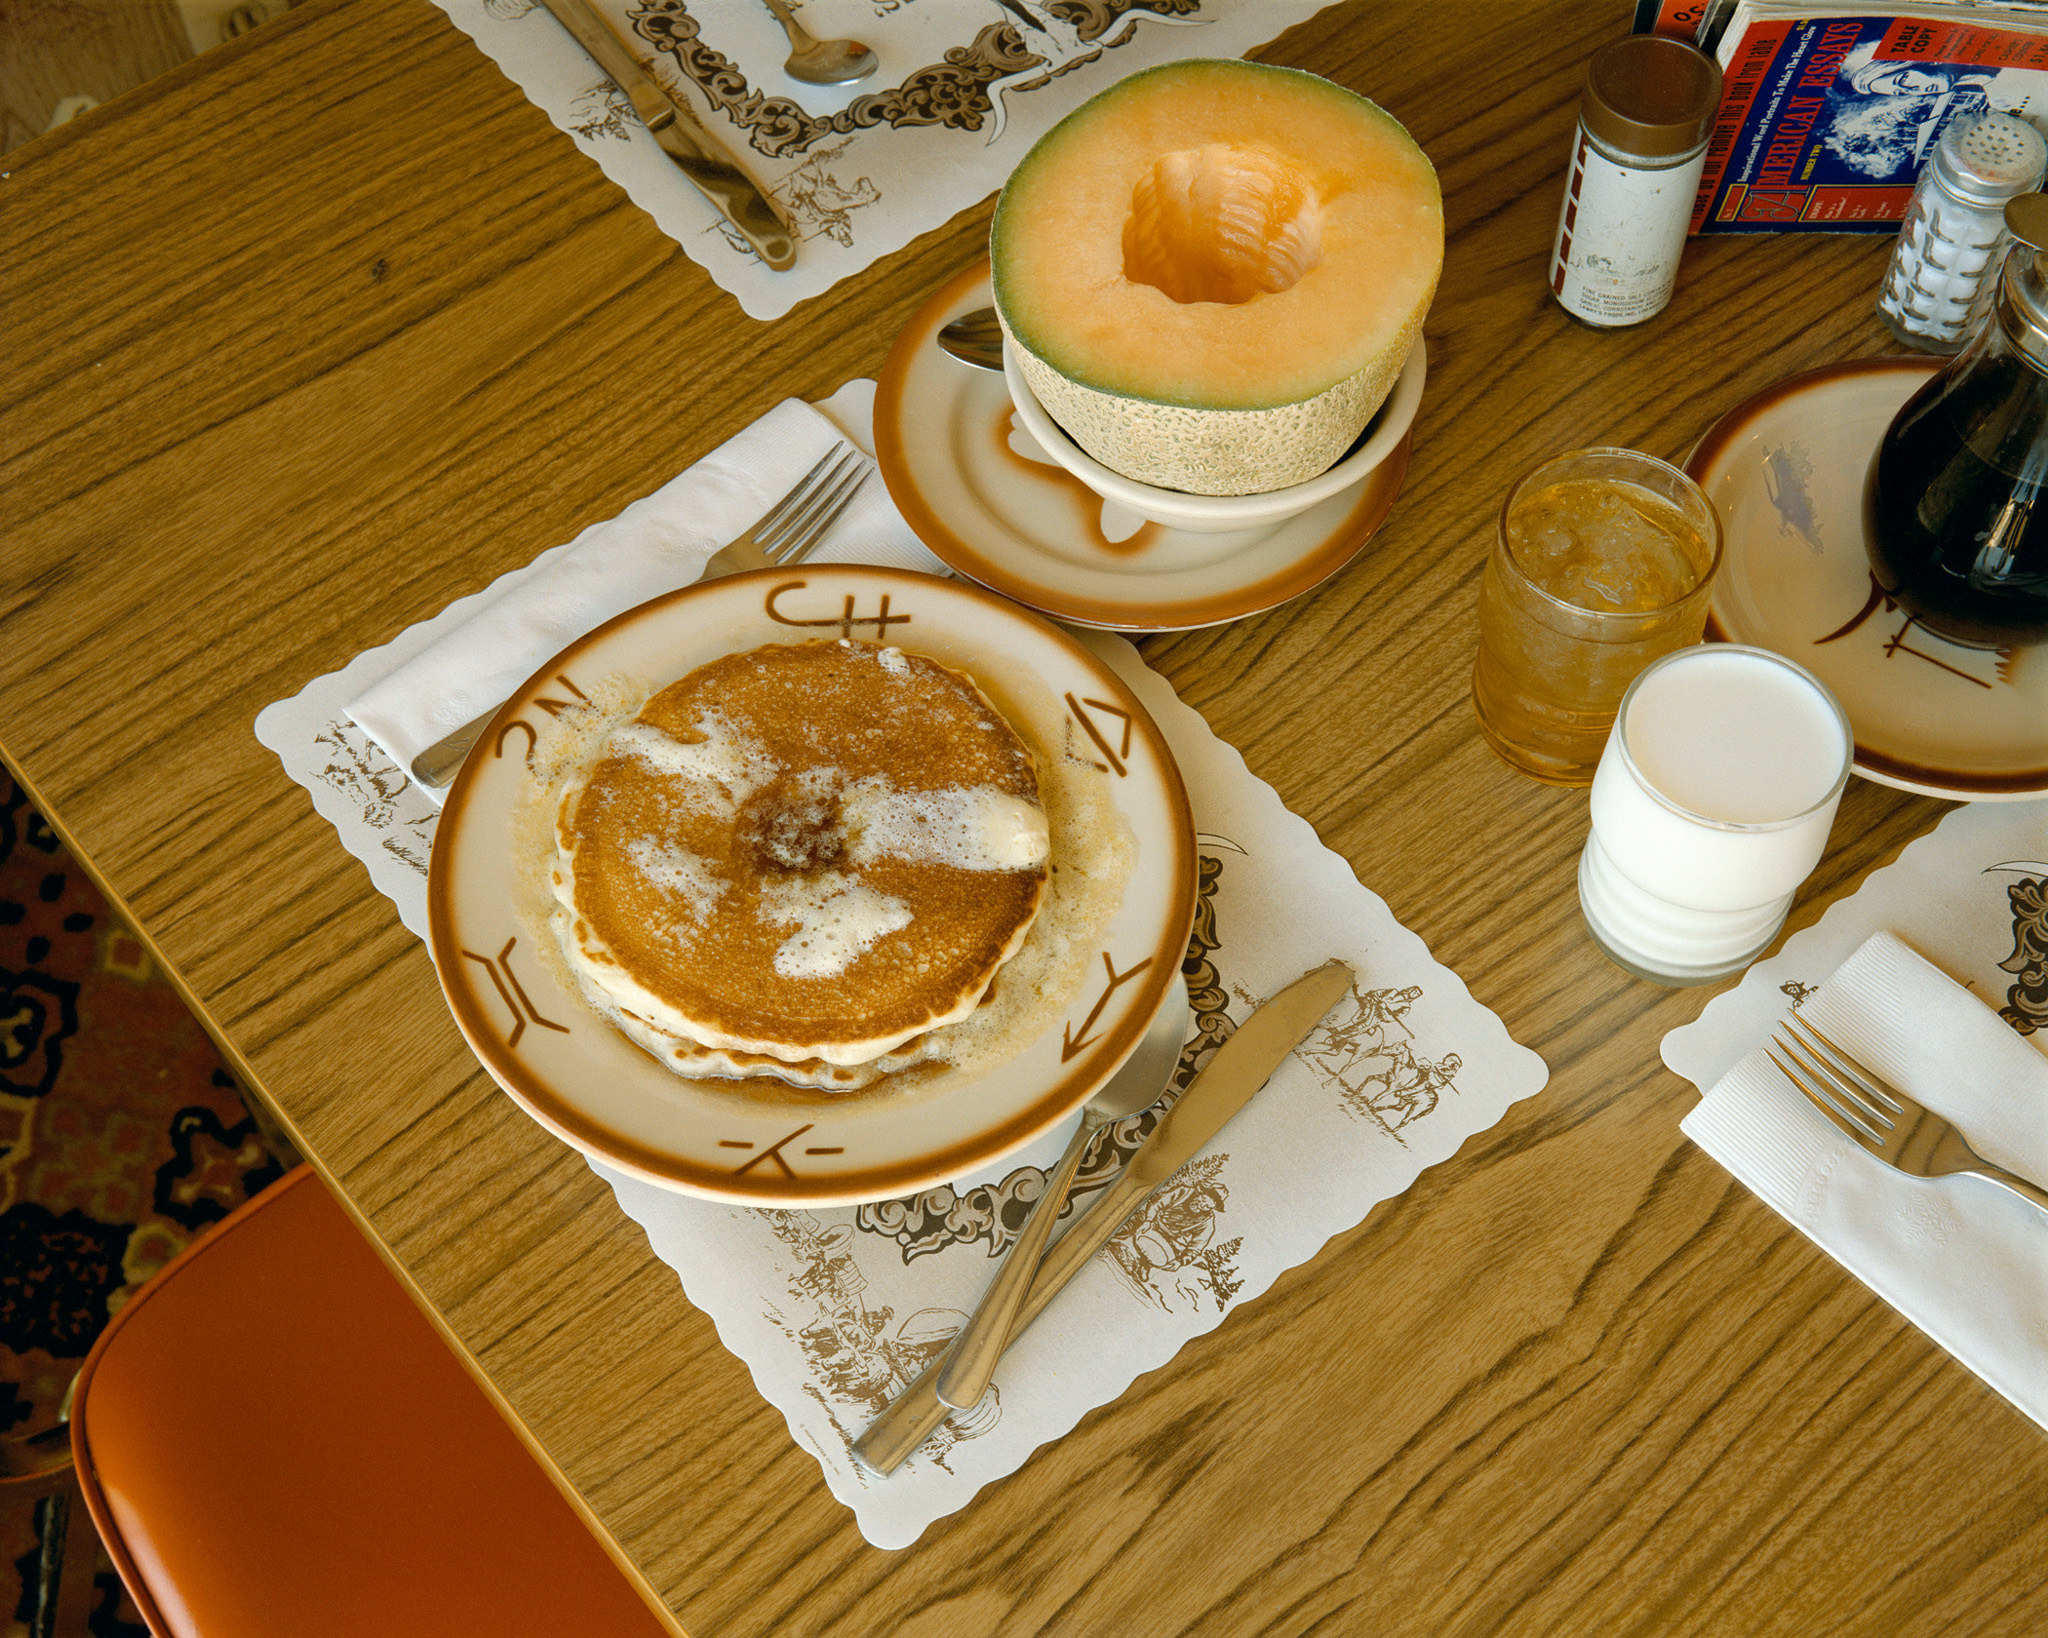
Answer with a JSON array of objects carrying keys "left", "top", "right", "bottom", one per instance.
[{"left": 1472, "top": 447, "right": 1722, "bottom": 785}]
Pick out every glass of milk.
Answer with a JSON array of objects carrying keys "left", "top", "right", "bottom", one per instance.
[{"left": 1577, "top": 644, "right": 1852, "bottom": 986}]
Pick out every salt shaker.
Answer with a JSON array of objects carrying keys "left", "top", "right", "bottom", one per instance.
[
  {"left": 1548, "top": 34, "right": 1722, "bottom": 328},
  {"left": 1876, "top": 112, "right": 2046, "bottom": 353}
]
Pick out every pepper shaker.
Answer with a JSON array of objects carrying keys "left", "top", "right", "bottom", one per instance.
[
  {"left": 1548, "top": 34, "right": 1723, "bottom": 329},
  {"left": 1876, "top": 112, "right": 2046, "bottom": 354}
]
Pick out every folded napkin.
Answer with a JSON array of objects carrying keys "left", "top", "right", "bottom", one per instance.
[
  {"left": 345, "top": 388, "right": 942, "bottom": 804},
  {"left": 1681, "top": 930, "right": 2048, "bottom": 1430}
]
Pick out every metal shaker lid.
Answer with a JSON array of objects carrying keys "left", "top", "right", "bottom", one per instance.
[
  {"left": 1932, "top": 113, "right": 2048, "bottom": 208},
  {"left": 1998, "top": 192, "right": 2048, "bottom": 368},
  {"left": 1581, "top": 35, "right": 1722, "bottom": 160}
]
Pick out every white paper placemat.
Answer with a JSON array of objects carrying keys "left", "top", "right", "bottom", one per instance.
[
  {"left": 1662, "top": 799, "right": 2048, "bottom": 1093},
  {"left": 431, "top": 0, "right": 1335, "bottom": 319},
  {"left": 254, "top": 382, "right": 1549, "bottom": 1546},
  {"left": 1661, "top": 800, "right": 2048, "bottom": 1430}
]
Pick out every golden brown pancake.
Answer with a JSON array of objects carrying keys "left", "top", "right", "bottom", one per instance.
[
  {"left": 553, "top": 639, "right": 1051, "bottom": 1071},
  {"left": 606, "top": 1004, "right": 946, "bottom": 1093}
]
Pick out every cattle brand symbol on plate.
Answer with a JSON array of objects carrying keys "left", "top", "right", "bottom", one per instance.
[
  {"left": 1815, "top": 574, "right": 2012, "bottom": 690},
  {"left": 461, "top": 938, "right": 570, "bottom": 1049},
  {"left": 1061, "top": 951, "right": 1154, "bottom": 1061},
  {"left": 1065, "top": 693, "right": 1133, "bottom": 776},
  {"left": 766, "top": 580, "right": 911, "bottom": 641},
  {"left": 722, "top": 1123, "right": 846, "bottom": 1178},
  {"left": 493, "top": 673, "right": 593, "bottom": 768}
]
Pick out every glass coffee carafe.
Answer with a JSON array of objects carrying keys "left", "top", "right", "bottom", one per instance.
[{"left": 1865, "top": 194, "right": 2048, "bottom": 649}]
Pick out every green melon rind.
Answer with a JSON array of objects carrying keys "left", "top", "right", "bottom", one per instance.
[
  {"left": 990, "top": 59, "right": 1438, "bottom": 497},
  {"left": 1003, "top": 308, "right": 1418, "bottom": 496}
]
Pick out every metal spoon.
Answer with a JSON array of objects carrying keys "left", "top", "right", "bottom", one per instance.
[
  {"left": 934, "top": 975, "right": 1192, "bottom": 1409},
  {"left": 936, "top": 305, "right": 1004, "bottom": 371},
  {"left": 760, "top": 0, "right": 878, "bottom": 86}
]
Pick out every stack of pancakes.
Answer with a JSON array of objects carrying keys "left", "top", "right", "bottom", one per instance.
[{"left": 552, "top": 639, "right": 1053, "bottom": 1091}]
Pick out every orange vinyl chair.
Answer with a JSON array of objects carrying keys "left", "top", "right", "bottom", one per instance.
[{"left": 68, "top": 1164, "right": 675, "bottom": 1638}]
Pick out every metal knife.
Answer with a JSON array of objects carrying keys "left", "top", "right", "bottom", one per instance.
[
  {"left": 851, "top": 959, "right": 1355, "bottom": 1476},
  {"left": 536, "top": 0, "right": 797, "bottom": 270}
]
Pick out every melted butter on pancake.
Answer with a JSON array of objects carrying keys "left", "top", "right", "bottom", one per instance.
[
  {"left": 759, "top": 870, "right": 914, "bottom": 979},
  {"left": 608, "top": 715, "right": 778, "bottom": 820},
  {"left": 623, "top": 836, "right": 725, "bottom": 923},
  {"left": 842, "top": 779, "right": 1050, "bottom": 872}
]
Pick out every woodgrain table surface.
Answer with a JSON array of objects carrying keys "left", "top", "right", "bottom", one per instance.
[{"left": 5, "top": 1, "right": 2044, "bottom": 1632}]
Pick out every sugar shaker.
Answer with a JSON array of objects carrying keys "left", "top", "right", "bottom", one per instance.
[{"left": 1876, "top": 112, "right": 2046, "bottom": 353}]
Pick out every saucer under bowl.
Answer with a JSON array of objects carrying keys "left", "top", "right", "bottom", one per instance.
[
  {"left": 1002, "top": 331, "right": 1425, "bottom": 534},
  {"left": 875, "top": 260, "right": 1413, "bottom": 631}
]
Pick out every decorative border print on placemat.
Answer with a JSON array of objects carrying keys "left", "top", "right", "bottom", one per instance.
[
  {"left": 638, "top": 0, "right": 1209, "bottom": 158},
  {"left": 427, "top": 1, "right": 1333, "bottom": 317}
]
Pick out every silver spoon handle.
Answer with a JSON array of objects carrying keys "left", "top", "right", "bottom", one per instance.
[{"left": 934, "top": 1117, "right": 1093, "bottom": 1409}]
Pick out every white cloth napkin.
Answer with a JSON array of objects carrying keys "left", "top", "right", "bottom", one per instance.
[
  {"left": 345, "top": 388, "right": 942, "bottom": 804},
  {"left": 1681, "top": 930, "right": 2048, "bottom": 1430}
]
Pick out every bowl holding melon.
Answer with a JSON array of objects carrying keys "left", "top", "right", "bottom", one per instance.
[
  {"left": 1003, "top": 332, "right": 1424, "bottom": 534},
  {"left": 990, "top": 58, "right": 1444, "bottom": 500}
]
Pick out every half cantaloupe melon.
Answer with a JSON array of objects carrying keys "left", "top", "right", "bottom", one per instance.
[{"left": 991, "top": 59, "right": 1443, "bottom": 497}]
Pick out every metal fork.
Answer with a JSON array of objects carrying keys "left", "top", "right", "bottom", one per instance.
[
  {"left": 408, "top": 444, "right": 871, "bottom": 790},
  {"left": 1768, "top": 1012, "right": 2048, "bottom": 1216}
]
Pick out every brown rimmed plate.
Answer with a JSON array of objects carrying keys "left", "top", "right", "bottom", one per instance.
[
  {"left": 426, "top": 566, "right": 1197, "bottom": 1205},
  {"left": 874, "top": 261, "right": 1411, "bottom": 631},
  {"left": 1688, "top": 357, "right": 2048, "bottom": 801}
]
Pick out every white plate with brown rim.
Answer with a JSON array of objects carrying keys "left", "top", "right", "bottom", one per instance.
[
  {"left": 874, "top": 261, "right": 1413, "bottom": 631},
  {"left": 427, "top": 565, "right": 1197, "bottom": 1205},
  {"left": 1688, "top": 357, "right": 2048, "bottom": 800}
]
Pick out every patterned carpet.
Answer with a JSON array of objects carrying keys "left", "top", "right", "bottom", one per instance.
[{"left": 1, "top": 766, "right": 284, "bottom": 1634}]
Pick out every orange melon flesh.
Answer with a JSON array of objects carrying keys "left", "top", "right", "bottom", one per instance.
[{"left": 992, "top": 59, "right": 1442, "bottom": 495}]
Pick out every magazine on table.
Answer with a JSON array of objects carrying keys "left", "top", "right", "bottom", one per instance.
[{"left": 1632, "top": 3, "right": 2048, "bottom": 232}]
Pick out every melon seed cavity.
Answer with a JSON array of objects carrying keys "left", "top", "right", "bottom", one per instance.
[{"left": 1122, "top": 143, "right": 1324, "bottom": 305}]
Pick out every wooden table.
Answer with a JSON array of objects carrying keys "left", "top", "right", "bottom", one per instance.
[{"left": 5, "top": 2, "right": 2044, "bottom": 1632}]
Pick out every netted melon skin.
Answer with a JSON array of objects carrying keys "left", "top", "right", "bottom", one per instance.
[{"left": 1006, "top": 311, "right": 1417, "bottom": 497}]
